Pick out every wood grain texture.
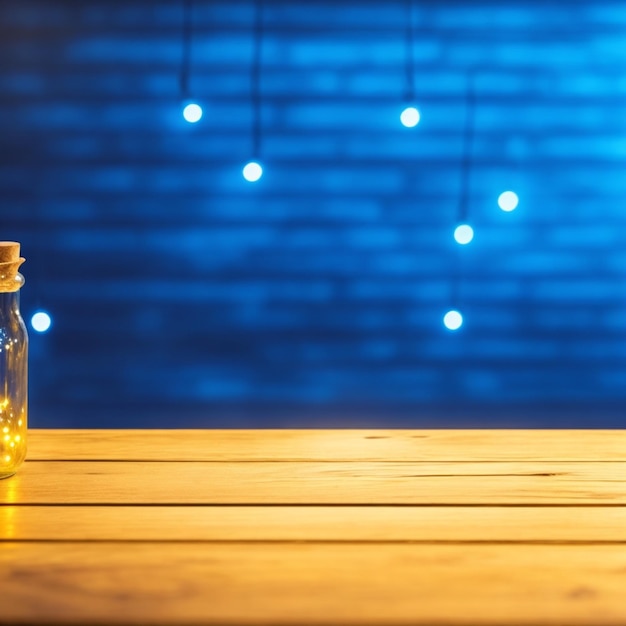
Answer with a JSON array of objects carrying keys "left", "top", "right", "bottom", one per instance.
[
  {"left": 4, "top": 459, "right": 626, "bottom": 505},
  {"left": 2, "top": 505, "right": 626, "bottom": 542},
  {"left": 3, "top": 429, "right": 626, "bottom": 625},
  {"left": 26, "top": 429, "right": 626, "bottom": 461},
  {"left": 2, "top": 543, "right": 626, "bottom": 625}
]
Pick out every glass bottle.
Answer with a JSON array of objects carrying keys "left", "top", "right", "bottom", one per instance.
[{"left": 0, "top": 242, "right": 28, "bottom": 479}]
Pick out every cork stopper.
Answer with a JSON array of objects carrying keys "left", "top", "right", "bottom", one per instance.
[
  {"left": 0, "top": 242, "right": 20, "bottom": 263},
  {"left": 0, "top": 242, "right": 25, "bottom": 292}
]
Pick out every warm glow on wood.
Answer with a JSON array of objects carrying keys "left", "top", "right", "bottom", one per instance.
[{"left": 1, "top": 429, "right": 625, "bottom": 625}]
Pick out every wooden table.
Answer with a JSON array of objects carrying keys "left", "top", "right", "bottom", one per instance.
[{"left": 1, "top": 429, "right": 626, "bottom": 625}]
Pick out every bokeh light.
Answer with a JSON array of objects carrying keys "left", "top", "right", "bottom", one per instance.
[
  {"left": 443, "top": 310, "right": 463, "bottom": 331},
  {"left": 454, "top": 224, "right": 474, "bottom": 245},
  {"left": 400, "top": 106, "right": 420, "bottom": 128},
  {"left": 243, "top": 161, "right": 263, "bottom": 182},
  {"left": 182, "top": 102, "right": 203, "bottom": 123},
  {"left": 31, "top": 311, "right": 52, "bottom": 333},
  {"left": 498, "top": 191, "right": 519, "bottom": 212}
]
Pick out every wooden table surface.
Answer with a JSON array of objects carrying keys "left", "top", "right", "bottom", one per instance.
[{"left": 1, "top": 429, "right": 626, "bottom": 625}]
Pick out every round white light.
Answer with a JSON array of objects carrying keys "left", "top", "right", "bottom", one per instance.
[
  {"left": 454, "top": 224, "right": 474, "bottom": 245},
  {"left": 182, "top": 103, "right": 203, "bottom": 123},
  {"left": 498, "top": 191, "right": 519, "bottom": 212},
  {"left": 243, "top": 161, "right": 263, "bottom": 182},
  {"left": 443, "top": 310, "right": 463, "bottom": 331},
  {"left": 31, "top": 311, "right": 52, "bottom": 333},
  {"left": 400, "top": 106, "right": 420, "bottom": 128}
]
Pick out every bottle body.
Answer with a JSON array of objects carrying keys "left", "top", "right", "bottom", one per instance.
[{"left": 0, "top": 277, "right": 28, "bottom": 479}]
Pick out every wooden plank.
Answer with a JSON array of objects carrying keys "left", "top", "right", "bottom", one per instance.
[
  {"left": 1, "top": 543, "right": 625, "bottom": 625},
  {"left": 26, "top": 429, "right": 626, "bottom": 462},
  {"left": 2, "top": 505, "right": 626, "bottom": 542},
  {"left": 4, "top": 460, "right": 626, "bottom": 504}
]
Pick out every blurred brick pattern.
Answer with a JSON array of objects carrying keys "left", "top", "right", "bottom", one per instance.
[{"left": 1, "top": 0, "right": 626, "bottom": 426}]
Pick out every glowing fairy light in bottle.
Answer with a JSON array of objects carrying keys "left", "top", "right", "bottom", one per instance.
[{"left": 0, "top": 242, "right": 28, "bottom": 478}]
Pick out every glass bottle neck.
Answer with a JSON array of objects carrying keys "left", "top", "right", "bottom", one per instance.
[
  {"left": 0, "top": 272, "right": 24, "bottom": 295},
  {"left": 0, "top": 290, "right": 21, "bottom": 318},
  {"left": 0, "top": 273, "right": 24, "bottom": 314}
]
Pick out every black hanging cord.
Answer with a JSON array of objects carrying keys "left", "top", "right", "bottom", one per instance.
[
  {"left": 451, "top": 73, "right": 477, "bottom": 310},
  {"left": 457, "top": 72, "right": 476, "bottom": 224},
  {"left": 450, "top": 282, "right": 460, "bottom": 312},
  {"left": 404, "top": 0, "right": 416, "bottom": 102},
  {"left": 251, "top": 0, "right": 263, "bottom": 158},
  {"left": 180, "top": 0, "right": 193, "bottom": 99}
]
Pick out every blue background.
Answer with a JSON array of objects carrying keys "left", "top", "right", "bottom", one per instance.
[{"left": 2, "top": 0, "right": 626, "bottom": 427}]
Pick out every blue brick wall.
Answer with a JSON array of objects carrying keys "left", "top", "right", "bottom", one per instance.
[{"left": 1, "top": 0, "right": 626, "bottom": 426}]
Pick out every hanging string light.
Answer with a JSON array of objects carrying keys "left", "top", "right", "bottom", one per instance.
[
  {"left": 400, "top": 0, "right": 420, "bottom": 128},
  {"left": 498, "top": 190, "right": 519, "bottom": 212},
  {"left": 454, "top": 224, "right": 474, "bottom": 245},
  {"left": 454, "top": 71, "right": 476, "bottom": 246},
  {"left": 497, "top": 133, "right": 526, "bottom": 213},
  {"left": 180, "top": 0, "right": 202, "bottom": 123},
  {"left": 243, "top": 0, "right": 264, "bottom": 182},
  {"left": 444, "top": 72, "right": 476, "bottom": 332},
  {"left": 31, "top": 311, "right": 52, "bottom": 333},
  {"left": 24, "top": 199, "right": 53, "bottom": 335},
  {"left": 443, "top": 310, "right": 463, "bottom": 331}
]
